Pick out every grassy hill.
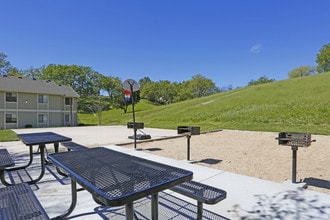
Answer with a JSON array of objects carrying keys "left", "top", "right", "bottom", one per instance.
[{"left": 80, "top": 72, "right": 330, "bottom": 135}]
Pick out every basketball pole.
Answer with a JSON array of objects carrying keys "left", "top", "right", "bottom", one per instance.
[{"left": 128, "top": 81, "right": 137, "bottom": 149}]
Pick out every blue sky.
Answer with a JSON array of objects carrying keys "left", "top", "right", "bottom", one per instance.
[{"left": 1, "top": 0, "right": 329, "bottom": 89}]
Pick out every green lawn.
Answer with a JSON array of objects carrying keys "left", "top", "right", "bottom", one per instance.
[
  {"left": 80, "top": 72, "right": 330, "bottom": 135},
  {"left": 1, "top": 72, "right": 330, "bottom": 142}
]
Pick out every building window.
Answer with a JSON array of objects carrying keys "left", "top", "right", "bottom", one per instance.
[
  {"left": 65, "top": 97, "right": 71, "bottom": 105},
  {"left": 38, "top": 95, "right": 48, "bottom": 104},
  {"left": 6, "top": 113, "right": 17, "bottom": 123},
  {"left": 6, "top": 92, "right": 17, "bottom": 102},
  {"left": 38, "top": 114, "right": 48, "bottom": 123},
  {"left": 65, "top": 114, "right": 70, "bottom": 123}
]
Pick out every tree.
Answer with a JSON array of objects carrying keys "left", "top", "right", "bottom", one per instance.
[
  {"left": 140, "top": 74, "right": 218, "bottom": 104},
  {"left": 22, "top": 66, "right": 44, "bottom": 79},
  {"left": 78, "top": 95, "right": 111, "bottom": 125},
  {"left": 0, "top": 52, "right": 25, "bottom": 76},
  {"left": 288, "top": 66, "right": 315, "bottom": 78},
  {"left": 175, "top": 74, "right": 218, "bottom": 101},
  {"left": 139, "top": 76, "right": 152, "bottom": 90},
  {"left": 248, "top": 75, "right": 275, "bottom": 86},
  {"left": 0, "top": 52, "right": 12, "bottom": 75},
  {"left": 316, "top": 43, "right": 330, "bottom": 73},
  {"left": 140, "top": 81, "right": 159, "bottom": 103},
  {"left": 42, "top": 64, "right": 101, "bottom": 97},
  {"left": 189, "top": 74, "right": 218, "bottom": 98},
  {"left": 100, "top": 75, "right": 124, "bottom": 109},
  {"left": 140, "top": 80, "right": 177, "bottom": 104},
  {"left": 7, "top": 67, "right": 22, "bottom": 77}
]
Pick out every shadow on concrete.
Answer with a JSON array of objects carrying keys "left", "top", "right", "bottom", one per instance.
[
  {"left": 228, "top": 188, "right": 330, "bottom": 219},
  {"left": 194, "top": 158, "right": 222, "bottom": 165},
  {"left": 90, "top": 191, "right": 229, "bottom": 220},
  {"left": 145, "top": 148, "right": 163, "bottom": 152}
]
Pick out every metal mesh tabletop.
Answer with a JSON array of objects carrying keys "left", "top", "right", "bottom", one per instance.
[
  {"left": 17, "top": 132, "right": 72, "bottom": 146},
  {"left": 48, "top": 147, "right": 193, "bottom": 206}
]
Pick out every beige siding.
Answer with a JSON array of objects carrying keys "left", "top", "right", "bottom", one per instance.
[
  {"left": 5, "top": 123, "right": 17, "bottom": 129},
  {"left": 5, "top": 102, "right": 17, "bottom": 110},
  {"left": 0, "top": 113, "right": 3, "bottom": 130},
  {"left": 0, "top": 92, "right": 78, "bottom": 129},
  {"left": 0, "top": 76, "right": 79, "bottom": 129},
  {"left": 18, "top": 112, "right": 37, "bottom": 128},
  {"left": 49, "top": 112, "right": 64, "bottom": 127},
  {"left": 0, "top": 92, "right": 3, "bottom": 129},
  {"left": 38, "top": 104, "right": 48, "bottom": 111},
  {"left": 0, "top": 91, "right": 4, "bottom": 109},
  {"left": 49, "top": 95, "right": 63, "bottom": 110},
  {"left": 18, "top": 93, "right": 37, "bottom": 109}
]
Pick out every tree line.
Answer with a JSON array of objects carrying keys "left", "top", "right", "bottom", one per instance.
[
  {"left": 1, "top": 43, "right": 329, "bottom": 114},
  {"left": 0, "top": 54, "right": 219, "bottom": 114},
  {"left": 288, "top": 43, "right": 330, "bottom": 78}
]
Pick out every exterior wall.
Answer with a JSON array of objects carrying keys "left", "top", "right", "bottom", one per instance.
[
  {"left": 0, "top": 91, "right": 78, "bottom": 130},
  {"left": 18, "top": 112, "right": 37, "bottom": 128},
  {"left": 0, "top": 92, "right": 3, "bottom": 129},
  {"left": 0, "top": 91, "right": 4, "bottom": 110}
]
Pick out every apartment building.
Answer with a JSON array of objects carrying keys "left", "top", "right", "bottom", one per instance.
[{"left": 0, "top": 75, "right": 79, "bottom": 129}]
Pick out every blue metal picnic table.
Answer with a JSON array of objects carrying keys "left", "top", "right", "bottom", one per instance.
[
  {"left": 48, "top": 147, "right": 193, "bottom": 220},
  {"left": 3, "top": 132, "right": 71, "bottom": 185}
]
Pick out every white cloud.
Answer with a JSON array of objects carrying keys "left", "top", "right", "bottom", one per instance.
[{"left": 250, "top": 44, "right": 262, "bottom": 53}]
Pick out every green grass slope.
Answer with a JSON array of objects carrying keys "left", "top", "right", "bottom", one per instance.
[{"left": 80, "top": 72, "right": 330, "bottom": 135}]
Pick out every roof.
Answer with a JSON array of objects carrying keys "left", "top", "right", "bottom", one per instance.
[{"left": 0, "top": 75, "right": 80, "bottom": 97}]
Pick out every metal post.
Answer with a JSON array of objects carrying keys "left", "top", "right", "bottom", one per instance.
[
  {"left": 128, "top": 82, "right": 137, "bottom": 149},
  {"left": 187, "top": 135, "right": 191, "bottom": 161},
  {"left": 197, "top": 201, "right": 203, "bottom": 220},
  {"left": 53, "top": 180, "right": 78, "bottom": 219},
  {"left": 291, "top": 146, "right": 298, "bottom": 183},
  {"left": 151, "top": 193, "right": 159, "bottom": 220},
  {"left": 125, "top": 202, "right": 134, "bottom": 220}
]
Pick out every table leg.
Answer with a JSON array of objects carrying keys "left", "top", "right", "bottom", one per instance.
[
  {"left": 52, "top": 179, "right": 78, "bottom": 219},
  {"left": 125, "top": 202, "right": 134, "bottom": 220},
  {"left": 54, "top": 142, "right": 59, "bottom": 153},
  {"left": 52, "top": 142, "right": 69, "bottom": 176},
  {"left": 25, "top": 144, "right": 46, "bottom": 184},
  {"left": 55, "top": 166, "right": 68, "bottom": 177},
  {"left": 0, "top": 169, "right": 11, "bottom": 186},
  {"left": 151, "top": 193, "right": 159, "bottom": 220},
  {"left": 1, "top": 145, "right": 43, "bottom": 186},
  {"left": 5, "top": 146, "right": 34, "bottom": 171}
]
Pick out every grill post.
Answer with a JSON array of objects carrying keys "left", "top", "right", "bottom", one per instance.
[
  {"left": 276, "top": 132, "right": 315, "bottom": 184},
  {"left": 187, "top": 135, "right": 191, "bottom": 161},
  {"left": 291, "top": 146, "right": 298, "bottom": 183},
  {"left": 177, "top": 126, "right": 200, "bottom": 161}
]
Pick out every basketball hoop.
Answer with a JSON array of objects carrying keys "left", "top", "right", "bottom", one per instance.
[{"left": 123, "top": 89, "right": 132, "bottom": 101}]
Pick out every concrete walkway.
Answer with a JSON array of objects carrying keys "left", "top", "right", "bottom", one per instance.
[{"left": 1, "top": 126, "right": 329, "bottom": 219}]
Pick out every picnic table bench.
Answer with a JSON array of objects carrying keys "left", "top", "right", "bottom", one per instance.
[
  {"left": 0, "top": 148, "right": 15, "bottom": 186},
  {"left": 170, "top": 180, "right": 227, "bottom": 220},
  {"left": 61, "top": 141, "right": 88, "bottom": 151},
  {"left": 0, "top": 183, "right": 50, "bottom": 220}
]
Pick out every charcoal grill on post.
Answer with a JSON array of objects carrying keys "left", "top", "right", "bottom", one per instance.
[
  {"left": 276, "top": 132, "right": 315, "bottom": 183},
  {"left": 177, "top": 126, "right": 200, "bottom": 161}
]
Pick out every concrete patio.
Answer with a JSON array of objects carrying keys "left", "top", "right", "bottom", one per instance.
[{"left": 1, "top": 126, "right": 330, "bottom": 219}]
